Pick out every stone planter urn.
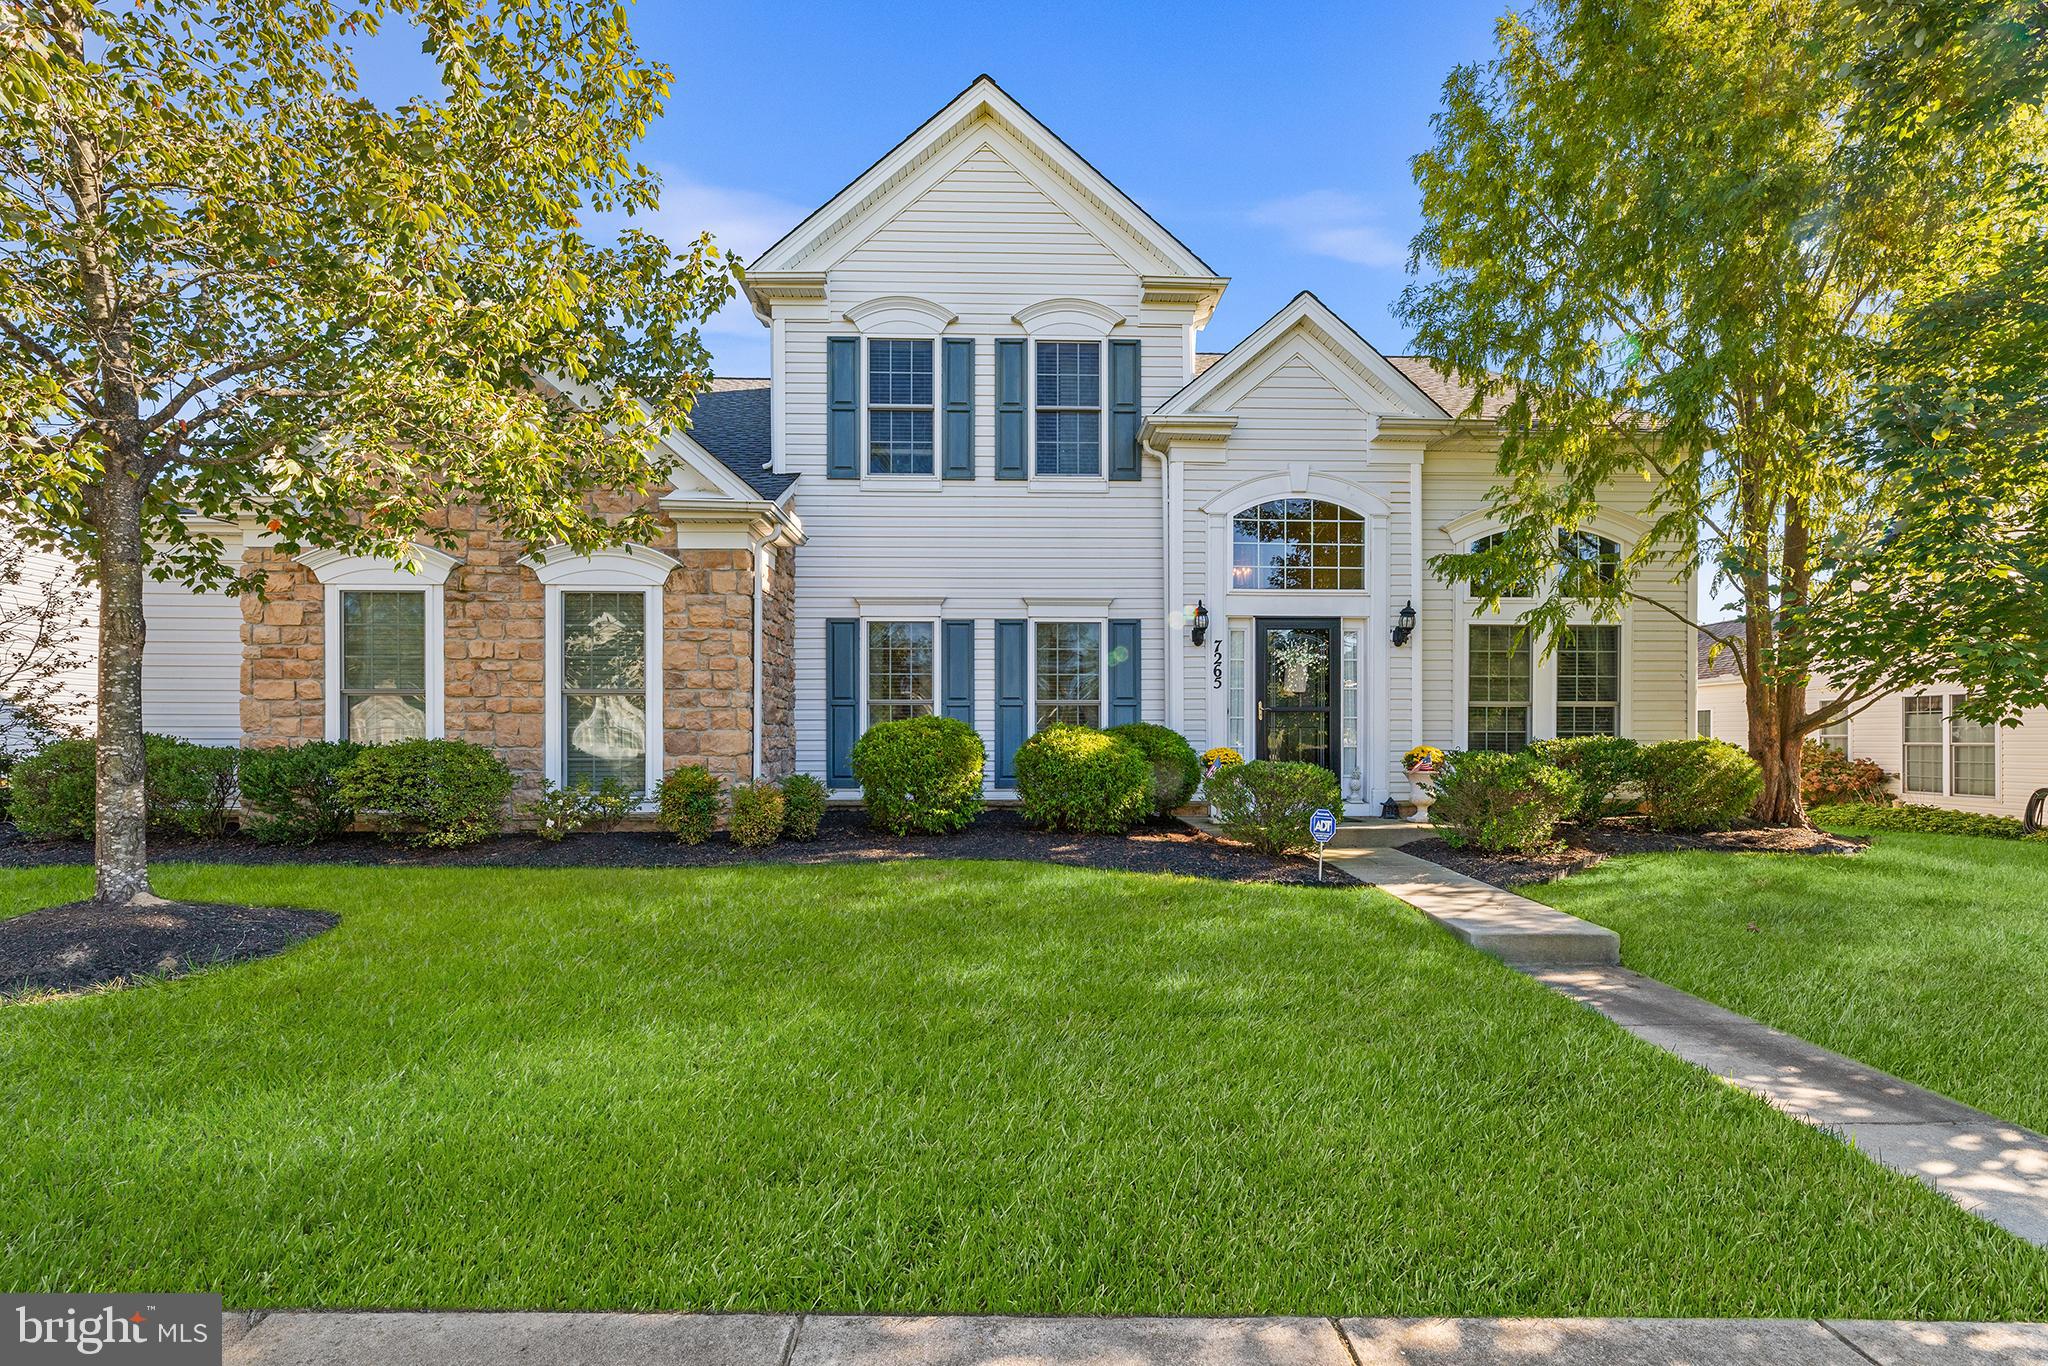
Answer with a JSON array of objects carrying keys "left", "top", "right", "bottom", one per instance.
[{"left": 1403, "top": 764, "right": 1438, "bottom": 825}]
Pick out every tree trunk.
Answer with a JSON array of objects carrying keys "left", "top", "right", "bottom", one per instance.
[
  {"left": 91, "top": 459, "right": 153, "bottom": 907},
  {"left": 1746, "top": 674, "right": 1810, "bottom": 827}
]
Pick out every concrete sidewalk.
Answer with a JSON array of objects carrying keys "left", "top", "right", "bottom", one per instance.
[{"left": 220, "top": 1311, "right": 2048, "bottom": 1364}]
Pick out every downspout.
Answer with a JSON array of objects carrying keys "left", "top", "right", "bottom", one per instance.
[
  {"left": 751, "top": 536, "right": 768, "bottom": 782},
  {"left": 1409, "top": 459, "right": 1424, "bottom": 758}
]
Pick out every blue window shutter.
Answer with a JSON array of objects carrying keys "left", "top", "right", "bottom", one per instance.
[
  {"left": 995, "top": 339, "right": 1026, "bottom": 480},
  {"left": 826, "top": 618, "right": 858, "bottom": 786},
  {"left": 942, "top": 338, "right": 975, "bottom": 480},
  {"left": 942, "top": 620, "right": 976, "bottom": 725},
  {"left": 827, "top": 337, "right": 859, "bottom": 480},
  {"left": 1109, "top": 338, "right": 1141, "bottom": 481},
  {"left": 994, "top": 619, "right": 1027, "bottom": 783},
  {"left": 1109, "top": 619, "right": 1141, "bottom": 725}
]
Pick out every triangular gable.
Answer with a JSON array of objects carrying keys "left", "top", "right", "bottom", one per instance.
[
  {"left": 1151, "top": 292, "right": 1450, "bottom": 421},
  {"left": 749, "top": 75, "right": 1218, "bottom": 282}
]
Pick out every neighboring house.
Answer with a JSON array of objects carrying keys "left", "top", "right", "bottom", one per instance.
[
  {"left": 1696, "top": 621, "right": 2048, "bottom": 819},
  {"left": 118, "top": 74, "right": 1695, "bottom": 815},
  {"left": 0, "top": 530, "right": 96, "bottom": 752}
]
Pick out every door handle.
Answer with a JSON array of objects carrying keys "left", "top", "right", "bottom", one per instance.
[{"left": 1257, "top": 701, "right": 1265, "bottom": 722}]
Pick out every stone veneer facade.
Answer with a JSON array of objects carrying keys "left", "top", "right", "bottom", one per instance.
[{"left": 240, "top": 503, "right": 796, "bottom": 810}]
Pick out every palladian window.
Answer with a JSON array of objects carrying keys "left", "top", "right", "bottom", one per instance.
[{"left": 1231, "top": 499, "right": 1365, "bottom": 591}]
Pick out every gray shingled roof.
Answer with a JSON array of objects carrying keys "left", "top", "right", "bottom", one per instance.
[
  {"left": 686, "top": 378, "right": 792, "bottom": 500},
  {"left": 1191, "top": 351, "right": 1510, "bottom": 418},
  {"left": 1698, "top": 620, "right": 1745, "bottom": 681}
]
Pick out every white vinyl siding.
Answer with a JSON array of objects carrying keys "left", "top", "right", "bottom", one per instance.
[
  {"left": 140, "top": 527, "right": 246, "bottom": 745},
  {"left": 783, "top": 127, "right": 1175, "bottom": 785}
]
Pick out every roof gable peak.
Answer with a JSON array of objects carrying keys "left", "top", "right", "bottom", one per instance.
[
  {"left": 746, "top": 76, "right": 1221, "bottom": 305},
  {"left": 1152, "top": 292, "right": 1449, "bottom": 421}
]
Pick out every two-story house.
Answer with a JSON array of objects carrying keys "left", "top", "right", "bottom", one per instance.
[{"left": 127, "top": 76, "right": 1697, "bottom": 816}]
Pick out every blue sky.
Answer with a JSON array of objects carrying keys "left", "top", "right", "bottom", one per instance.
[{"left": 596, "top": 2, "right": 1510, "bottom": 376}]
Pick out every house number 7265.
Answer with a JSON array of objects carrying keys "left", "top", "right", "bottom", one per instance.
[{"left": 1212, "top": 639, "right": 1224, "bottom": 690}]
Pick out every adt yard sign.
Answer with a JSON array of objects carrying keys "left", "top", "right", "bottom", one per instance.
[{"left": 1310, "top": 808, "right": 1336, "bottom": 881}]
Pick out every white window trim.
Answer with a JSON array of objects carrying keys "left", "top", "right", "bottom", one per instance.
[
  {"left": 298, "top": 546, "right": 455, "bottom": 743},
  {"left": 523, "top": 545, "right": 676, "bottom": 804},
  {"left": 1027, "top": 613, "right": 1108, "bottom": 732},
  {"left": 861, "top": 334, "right": 943, "bottom": 488},
  {"left": 859, "top": 614, "right": 942, "bottom": 732},
  {"left": 1904, "top": 692, "right": 1999, "bottom": 800}
]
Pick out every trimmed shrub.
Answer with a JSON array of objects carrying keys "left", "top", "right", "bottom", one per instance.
[
  {"left": 1429, "top": 750, "right": 1583, "bottom": 853},
  {"left": 0, "top": 752, "right": 13, "bottom": 824},
  {"left": 1527, "top": 735, "right": 1642, "bottom": 823},
  {"left": 1207, "top": 759, "right": 1343, "bottom": 855},
  {"left": 728, "top": 782, "right": 786, "bottom": 849},
  {"left": 520, "top": 777, "right": 635, "bottom": 842},
  {"left": 1810, "top": 802, "right": 2045, "bottom": 842},
  {"left": 1014, "top": 724, "right": 1151, "bottom": 834},
  {"left": 1801, "top": 741, "right": 1894, "bottom": 807},
  {"left": 338, "top": 738, "right": 514, "bottom": 848},
  {"left": 1104, "top": 722, "right": 1202, "bottom": 819},
  {"left": 655, "top": 764, "right": 723, "bottom": 844},
  {"left": 8, "top": 734, "right": 238, "bottom": 840},
  {"left": 143, "top": 734, "right": 238, "bottom": 837},
  {"left": 8, "top": 737, "right": 95, "bottom": 839},
  {"left": 779, "top": 773, "right": 827, "bottom": 841},
  {"left": 850, "top": 714, "right": 985, "bottom": 835},
  {"left": 1638, "top": 738, "right": 1764, "bottom": 832},
  {"left": 238, "top": 740, "right": 363, "bottom": 844}
]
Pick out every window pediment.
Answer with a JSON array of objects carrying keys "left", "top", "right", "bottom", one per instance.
[
  {"left": 1013, "top": 297, "right": 1128, "bottom": 338},
  {"left": 842, "top": 295, "right": 958, "bottom": 335}
]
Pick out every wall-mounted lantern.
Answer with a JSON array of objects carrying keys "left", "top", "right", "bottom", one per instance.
[
  {"left": 1191, "top": 600, "right": 1210, "bottom": 646},
  {"left": 1390, "top": 600, "right": 1418, "bottom": 647}
]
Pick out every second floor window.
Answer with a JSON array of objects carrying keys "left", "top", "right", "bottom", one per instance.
[
  {"left": 868, "top": 339, "right": 933, "bottom": 475},
  {"left": 1035, "top": 341, "right": 1100, "bottom": 476}
]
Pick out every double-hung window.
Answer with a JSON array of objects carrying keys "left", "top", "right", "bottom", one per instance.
[
  {"left": 1812, "top": 715, "right": 1849, "bottom": 752},
  {"left": 1555, "top": 625, "right": 1620, "bottom": 737},
  {"left": 1903, "top": 694, "right": 1996, "bottom": 797},
  {"left": 1034, "top": 342, "right": 1100, "bottom": 476},
  {"left": 339, "top": 591, "right": 428, "bottom": 743},
  {"left": 1034, "top": 621, "right": 1102, "bottom": 729},
  {"left": 1902, "top": 695, "right": 1945, "bottom": 793},
  {"left": 868, "top": 339, "right": 934, "bottom": 475},
  {"left": 866, "top": 621, "right": 935, "bottom": 727},
  {"left": 561, "top": 591, "right": 649, "bottom": 792},
  {"left": 1467, "top": 624, "right": 1531, "bottom": 752},
  {"left": 1951, "top": 706, "right": 1997, "bottom": 797}
]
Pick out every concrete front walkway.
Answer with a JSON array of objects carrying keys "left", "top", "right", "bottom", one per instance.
[
  {"left": 1280, "top": 820, "right": 2048, "bottom": 1248},
  {"left": 220, "top": 1311, "right": 2048, "bottom": 1364}
]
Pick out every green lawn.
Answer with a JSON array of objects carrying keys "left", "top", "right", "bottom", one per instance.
[
  {"left": 3, "top": 860, "right": 2047, "bottom": 1316},
  {"left": 1535, "top": 827, "right": 2048, "bottom": 1135}
]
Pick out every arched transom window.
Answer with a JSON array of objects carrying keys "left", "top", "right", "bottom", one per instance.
[{"left": 1231, "top": 499, "right": 1365, "bottom": 591}]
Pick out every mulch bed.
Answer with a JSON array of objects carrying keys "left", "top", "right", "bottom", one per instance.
[
  {"left": 0, "top": 898, "right": 338, "bottom": 1000},
  {"left": 1405, "top": 818, "right": 1868, "bottom": 890},
  {"left": 0, "top": 809, "right": 1345, "bottom": 887}
]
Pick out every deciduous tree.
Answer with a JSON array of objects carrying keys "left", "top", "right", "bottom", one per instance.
[
  {"left": 0, "top": 0, "right": 732, "bottom": 901},
  {"left": 1401, "top": 0, "right": 2046, "bottom": 823}
]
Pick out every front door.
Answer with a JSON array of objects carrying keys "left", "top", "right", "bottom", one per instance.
[{"left": 1255, "top": 618, "right": 1337, "bottom": 770}]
